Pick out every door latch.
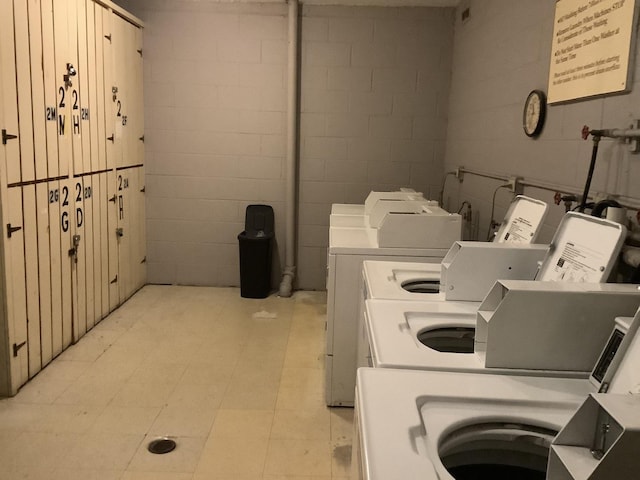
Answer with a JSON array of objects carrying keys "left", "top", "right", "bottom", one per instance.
[
  {"left": 116, "top": 227, "right": 124, "bottom": 237},
  {"left": 2, "top": 129, "right": 18, "bottom": 145},
  {"left": 68, "top": 234, "right": 81, "bottom": 263},
  {"left": 13, "top": 341, "right": 26, "bottom": 357},
  {"left": 6, "top": 223, "right": 22, "bottom": 238}
]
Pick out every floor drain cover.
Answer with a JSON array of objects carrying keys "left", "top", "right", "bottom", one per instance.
[{"left": 147, "top": 437, "right": 177, "bottom": 454}]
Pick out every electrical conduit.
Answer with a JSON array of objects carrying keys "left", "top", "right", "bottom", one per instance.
[{"left": 279, "top": 0, "right": 298, "bottom": 297}]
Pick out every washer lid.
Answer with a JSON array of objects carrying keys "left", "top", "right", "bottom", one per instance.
[
  {"left": 493, "top": 195, "right": 549, "bottom": 244},
  {"left": 536, "top": 212, "right": 626, "bottom": 282}
]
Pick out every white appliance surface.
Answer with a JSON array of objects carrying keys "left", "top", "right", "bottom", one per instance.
[
  {"left": 355, "top": 368, "right": 593, "bottom": 480},
  {"left": 354, "top": 313, "right": 640, "bottom": 480},
  {"left": 363, "top": 260, "right": 442, "bottom": 301}
]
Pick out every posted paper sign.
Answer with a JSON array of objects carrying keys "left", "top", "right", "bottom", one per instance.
[{"left": 548, "top": 0, "right": 637, "bottom": 103}]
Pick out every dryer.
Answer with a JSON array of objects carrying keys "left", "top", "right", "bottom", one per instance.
[{"left": 353, "top": 311, "right": 640, "bottom": 480}]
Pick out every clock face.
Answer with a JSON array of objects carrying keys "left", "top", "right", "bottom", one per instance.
[{"left": 523, "top": 90, "right": 546, "bottom": 137}]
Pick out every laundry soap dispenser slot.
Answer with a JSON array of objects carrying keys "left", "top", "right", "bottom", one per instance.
[{"left": 548, "top": 393, "right": 640, "bottom": 480}]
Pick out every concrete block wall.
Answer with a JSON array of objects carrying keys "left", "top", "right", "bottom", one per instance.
[
  {"left": 128, "top": 1, "right": 289, "bottom": 286},
  {"left": 443, "top": 0, "right": 640, "bottom": 243},
  {"left": 298, "top": 6, "right": 455, "bottom": 288},
  {"left": 119, "top": 0, "right": 454, "bottom": 290}
]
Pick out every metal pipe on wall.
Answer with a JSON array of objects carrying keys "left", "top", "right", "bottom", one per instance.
[{"left": 279, "top": 0, "right": 298, "bottom": 297}]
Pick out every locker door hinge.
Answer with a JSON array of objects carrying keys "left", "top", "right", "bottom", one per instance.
[
  {"left": 109, "top": 194, "right": 117, "bottom": 203},
  {"left": 2, "top": 129, "right": 18, "bottom": 145},
  {"left": 104, "top": 33, "right": 112, "bottom": 42},
  {"left": 138, "top": 135, "right": 144, "bottom": 142},
  {"left": 140, "top": 186, "right": 145, "bottom": 193},
  {"left": 116, "top": 227, "right": 124, "bottom": 237},
  {"left": 110, "top": 275, "right": 118, "bottom": 284},
  {"left": 13, "top": 341, "right": 26, "bottom": 357},
  {"left": 137, "top": 48, "right": 143, "bottom": 56},
  {"left": 107, "top": 134, "right": 114, "bottom": 142},
  {"left": 141, "top": 256, "right": 146, "bottom": 264},
  {"left": 6, "top": 223, "right": 22, "bottom": 238}
]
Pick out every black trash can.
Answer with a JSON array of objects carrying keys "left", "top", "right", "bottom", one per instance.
[{"left": 238, "top": 204, "right": 274, "bottom": 298}]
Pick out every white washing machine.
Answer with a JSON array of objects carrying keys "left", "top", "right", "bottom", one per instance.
[
  {"left": 326, "top": 197, "right": 462, "bottom": 406},
  {"left": 354, "top": 196, "right": 548, "bottom": 370},
  {"left": 352, "top": 311, "right": 640, "bottom": 480},
  {"left": 364, "top": 281, "right": 640, "bottom": 376},
  {"left": 354, "top": 211, "right": 626, "bottom": 377}
]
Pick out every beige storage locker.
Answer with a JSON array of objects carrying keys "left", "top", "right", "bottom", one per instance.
[{"left": 0, "top": 0, "right": 144, "bottom": 397}]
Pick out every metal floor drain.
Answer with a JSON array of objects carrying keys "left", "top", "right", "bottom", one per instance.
[{"left": 147, "top": 437, "right": 177, "bottom": 454}]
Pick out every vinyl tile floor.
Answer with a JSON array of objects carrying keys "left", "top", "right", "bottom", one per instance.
[{"left": 0, "top": 285, "right": 353, "bottom": 480}]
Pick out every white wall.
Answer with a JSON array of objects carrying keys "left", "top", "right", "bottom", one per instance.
[
  {"left": 444, "top": 0, "right": 640, "bottom": 242},
  {"left": 120, "top": 0, "right": 454, "bottom": 289},
  {"left": 298, "top": 5, "right": 454, "bottom": 287}
]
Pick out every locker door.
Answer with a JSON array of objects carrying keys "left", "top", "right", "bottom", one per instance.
[
  {"left": 136, "top": 166, "right": 147, "bottom": 290},
  {"left": 116, "top": 170, "right": 132, "bottom": 302},
  {"left": 107, "top": 170, "right": 119, "bottom": 310},
  {"left": 4, "top": 188, "right": 29, "bottom": 392},
  {"left": 0, "top": 1, "right": 28, "bottom": 394},
  {"left": 47, "top": 181, "right": 63, "bottom": 358},
  {"left": 71, "top": 178, "right": 87, "bottom": 340},
  {"left": 60, "top": 179, "right": 74, "bottom": 348},
  {"left": 14, "top": 0, "right": 35, "bottom": 183}
]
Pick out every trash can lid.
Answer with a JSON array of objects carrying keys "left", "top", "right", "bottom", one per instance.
[{"left": 244, "top": 204, "right": 274, "bottom": 238}]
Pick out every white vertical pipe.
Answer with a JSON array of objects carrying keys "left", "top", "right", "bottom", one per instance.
[{"left": 279, "top": 0, "right": 298, "bottom": 297}]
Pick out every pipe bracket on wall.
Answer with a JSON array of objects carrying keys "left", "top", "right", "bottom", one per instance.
[
  {"left": 2, "top": 129, "right": 18, "bottom": 144},
  {"left": 6, "top": 223, "right": 22, "bottom": 238},
  {"left": 13, "top": 341, "right": 26, "bottom": 357}
]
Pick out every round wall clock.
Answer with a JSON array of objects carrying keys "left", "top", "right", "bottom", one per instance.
[{"left": 522, "top": 90, "right": 546, "bottom": 138}]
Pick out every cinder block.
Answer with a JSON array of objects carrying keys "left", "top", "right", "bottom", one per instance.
[
  {"left": 260, "top": 87, "right": 286, "bottom": 112},
  {"left": 295, "top": 246, "right": 328, "bottom": 290},
  {"left": 301, "top": 89, "right": 349, "bottom": 113},
  {"left": 392, "top": 91, "right": 437, "bottom": 115},
  {"left": 373, "top": 18, "right": 418, "bottom": 45},
  {"left": 237, "top": 63, "right": 285, "bottom": 88},
  {"left": 261, "top": 134, "right": 286, "bottom": 157},
  {"left": 391, "top": 139, "right": 435, "bottom": 163},
  {"left": 145, "top": 106, "right": 176, "bottom": 131},
  {"left": 145, "top": 82, "right": 176, "bottom": 107},
  {"left": 367, "top": 161, "right": 411, "bottom": 185},
  {"left": 202, "top": 199, "right": 241, "bottom": 222},
  {"left": 152, "top": 59, "right": 197, "bottom": 83},
  {"left": 238, "top": 14, "right": 287, "bottom": 40},
  {"left": 351, "top": 41, "right": 396, "bottom": 67},
  {"left": 324, "top": 159, "right": 368, "bottom": 183},
  {"left": 299, "top": 180, "right": 345, "bottom": 204},
  {"left": 299, "top": 202, "right": 331, "bottom": 226},
  {"left": 349, "top": 91, "right": 392, "bottom": 115},
  {"left": 218, "top": 36, "right": 262, "bottom": 63},
  {"left": 369, "top": 116, "right": 413, "bottom": 139},
  {"left": 147, "top": 261, "right": 177, "bottom": 285},
  {"left": 413, "top": 116, "right": 448, "bottom": 141},
  {"left": 304, "top": 42, "right": 351, "bottom": 67},
  {"left": 328, "top": 17, "right": 374, "bottom": 43},
  {"left": 235, "top": 156, "right": 283, "bottom": 180},
  {"left": 327, "top": 67, "right": 372, "bottom": 92},
  {"left": 347, "top": 137, "right": 392, "bottom": 163},
  {"left": 300, "top": 113, "right": 327, "bottom": 137},
  {"left": 176, "top": 84, "right": 218, "bottom": 108},
  {"left": 258, "top": 180, "right": 286, "bottom": 202},
  {"left": 196, "top": 61, "right": 239, "bottom": 86},
  {"left": 218, "top": 86, "right": 263, "bottom": 110},
  {"left": 261, "top": 39, "right": 287, "bottom": 64},
  {"left": 237, "top": 111, "right": 284, "bottom": 135},
  {"left": 373, "top": 67, "right": 417, "bottom": 93},
  {"left": 326, "top": 114, "right": 369, "bottom": 138},
  {"left": 301, "top": 66, "right": 329, "bottom": 90},
  {"left": 299, "top": 158, "right": 326, "bottom": 181},
  {"left": 301, "top": 16, "right": 329, "bottom": 41},
  {"left": 304, "top": 136, "right": 348, "bottom": 160}
]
